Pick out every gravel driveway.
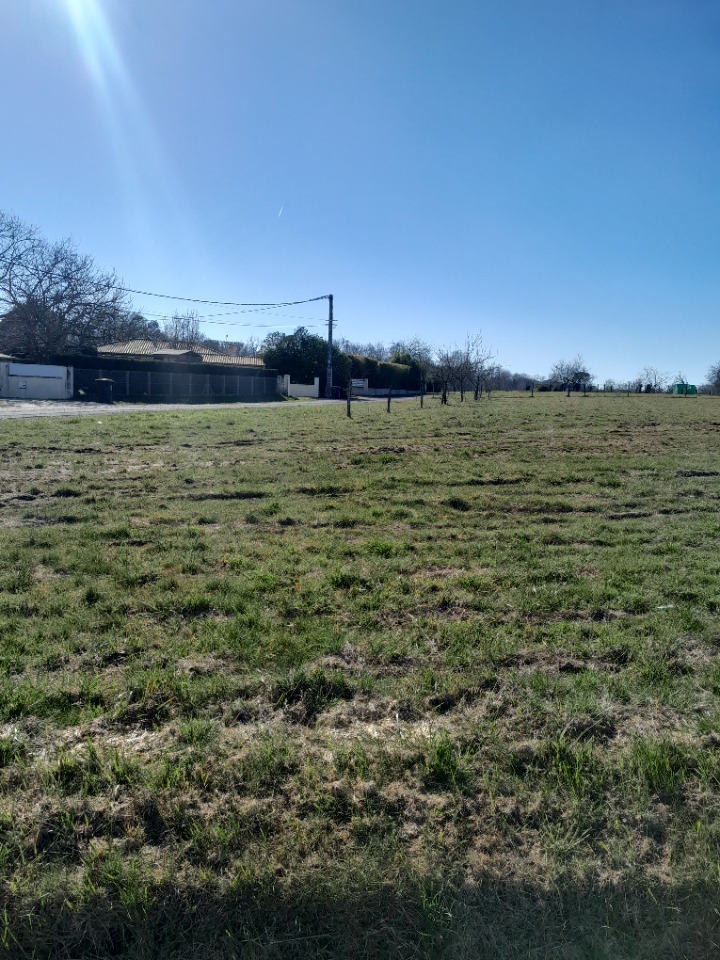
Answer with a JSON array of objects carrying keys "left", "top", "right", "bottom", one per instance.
[
  {"left": 0, "top": 398, "right": 398, "bottom": 420},
  {"left": 0, "top": 399, "right": 343, "bottom": 420}
]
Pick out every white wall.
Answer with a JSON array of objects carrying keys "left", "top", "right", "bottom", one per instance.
[
  {"left": 278, "top": 374, "right": 320, "bottom": 398},
  {"left": 0, "top": 363, "right": 73, "bottom": 400}
]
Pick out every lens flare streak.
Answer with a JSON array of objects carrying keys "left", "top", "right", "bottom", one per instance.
[{"left": 61, "top": 0, "right": 192, "bottom": 260}]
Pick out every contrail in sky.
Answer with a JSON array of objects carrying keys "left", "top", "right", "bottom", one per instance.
[{"left": 278, "top": 205, "right": 284, "bottom": 217}]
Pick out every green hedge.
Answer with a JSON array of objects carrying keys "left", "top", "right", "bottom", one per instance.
[{"left": 348, "top": 355, "right": 419, "bottom": 389}]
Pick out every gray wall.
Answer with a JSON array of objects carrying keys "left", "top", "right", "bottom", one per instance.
[
  {"left": 0, "top": 362, "right": 73, "bottom": 400},
  {"left": 73, "top": 367, "right": 278, "bottom": 402}
]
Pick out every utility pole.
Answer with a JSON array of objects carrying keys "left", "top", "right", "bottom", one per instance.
[{"left": 325, "top": 294, "right": 334, "bottom": 399}]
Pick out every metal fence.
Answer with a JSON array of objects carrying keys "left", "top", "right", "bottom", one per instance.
[{"left": 74, "top": 367, "right": 278, "bottom": 402}]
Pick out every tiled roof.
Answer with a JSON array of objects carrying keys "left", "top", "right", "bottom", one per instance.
[
  {"left": 152, "top": 348, "right": 203, "bottom": 358},
  {"left": 97, "top": 340, "right": 265, "bottom": 367}
]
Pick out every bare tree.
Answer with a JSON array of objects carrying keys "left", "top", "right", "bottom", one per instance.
[
  {"left": 433, "top": 348, "right": 457, "bottom": 405},
  {"left": 161, "top": 311, "right": 206, "bottom": 348},
  {"left": 707, "top": 362, "right": 720, "bottom": 395},
  {"left": 389, "top": 337, "right": 434, "bottom": 396},
  {"left": 389, "top": 337, "right": 434, "bottom": 368},
  {"left": 454, "top": 344, "right": 474, "bottom": 402},
  {"left": 0, "top": 210, "right": 154, "bottom": 360},
  {"left": 483, "top": 364, "right": 503, "bottom": 400},
  {"left": 0, "top": 212, "right": 41, "bottom": 297},
  {"left": 336, "top": 338, "right": 389, "bottom": 361},
  {"left": 246, "top": 336, "right": 261, "bottom": 357},
  {"left": 549, "top": 355, "right": 593, "bottom": 394},
  {"left": 617, "top": 378, "right": 642, "bottom": 395},
  {"left": 638, "top": 366, "right": 669, "bottom": 393},
  {"left": 198, "top": 337, "right": 257, "bottom": 357},
  {"left": 673, "top": 371, "right": 691, "bottom": 396},
  {"left": 467, "top": 334, "right": 494, "bottom": 400},
  {"left": 549, "top": 358, "right": 571, "bottom": 393},
  {"left": 217, "top": 337, "right": 260, "bottom": 357}
]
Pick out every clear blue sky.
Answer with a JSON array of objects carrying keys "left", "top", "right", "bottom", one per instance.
[{"left": 2, "top": 0, "right": 719, "bottom": 383}]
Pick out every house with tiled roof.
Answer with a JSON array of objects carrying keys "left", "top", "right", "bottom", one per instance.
[
  {"left": 97, "top": 339, "right": 265, "bottom": 368},
  {"left": 55, "top": 338, "right": 278, "bottom": 402}
]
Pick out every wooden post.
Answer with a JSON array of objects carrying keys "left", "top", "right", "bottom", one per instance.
[
  {"left": 346, "top": 381, "right": 352, "bottom": 418},
  {"left": 386, "top": 386, "right": 392, "bottom": 413}
]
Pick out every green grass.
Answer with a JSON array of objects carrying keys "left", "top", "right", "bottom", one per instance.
[{"left": 1, "top": 392, "right": 720, "bottom": 957}]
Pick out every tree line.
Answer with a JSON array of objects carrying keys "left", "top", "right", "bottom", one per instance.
[
  {"left": 2, "top": 211, "right": 719, "bottom": 394},
  {"left": 265, "top": 329, "right": 522, "bottom": 400}
]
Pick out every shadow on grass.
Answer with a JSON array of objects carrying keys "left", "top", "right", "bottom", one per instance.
[{"left": 4, "top": 872, "right": 718, "bottom": 960}]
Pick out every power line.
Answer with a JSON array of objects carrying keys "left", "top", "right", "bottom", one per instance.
[
  {"left": 151, "top": 317, "right": 323, "bottom": 330},
  {"left": 119, "top": 286, "right": 330, "bottom": 308},
  {"left": 141, "top": 309, "right": 326, "bottom": 322},
  {"left": 118, "top": 284, "right": 333, "bottom": 337}
]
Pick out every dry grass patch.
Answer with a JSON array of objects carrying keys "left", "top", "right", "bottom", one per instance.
[{"left": 2, "top": 394, "right": 720, "bottom": 957}]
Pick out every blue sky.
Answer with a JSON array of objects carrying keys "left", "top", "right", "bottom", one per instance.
[{"left": 2, "top": 0, "right": 719, "bottom": 383}]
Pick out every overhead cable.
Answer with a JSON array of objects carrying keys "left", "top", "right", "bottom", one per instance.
[{"left": 119, "top": 286, "right": 330, "bottom": 308}]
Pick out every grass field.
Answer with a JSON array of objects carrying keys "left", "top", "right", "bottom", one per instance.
[{"left": 2, "top": 392, "right": 720, "bottom": 958}]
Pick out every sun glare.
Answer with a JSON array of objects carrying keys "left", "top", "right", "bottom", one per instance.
[{"left": 59, "top": 0, "right": 192, "bottom": 263}]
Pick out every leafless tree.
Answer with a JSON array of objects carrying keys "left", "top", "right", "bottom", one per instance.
[
  {"left": 336, "top": 338, "right": 389, "bottom": 361},
  {"left": 549, "top": 355, "right": 593, "bottom": 395},
  {"left": 483, "top": 364, "right": 504, "bottom": 400},
  {"left": 707, "top": 362, "right": 720, "bottom": 395},
  {"left": 673, "top": 371, "right": 692, "bottom": 396},
  {"left": 638, "top": 366, "right": 669, "bottom": 393},
  {"left": 241, "top": 336, "right": 261, "bottom": 358},
  {"left": 389, "top": 337, "right": 434, "bottom": 368},
  {"left": 0, "top": 212, "right": 41, "bottom": 296},
  {"left": 549, "top": 358, "right": 571, "bottom": 393},
  {"left": 389, "top": 337, "right": 434, "bottom": 397},
  {"left": 433, "top": 348, "right": 457, "bottom": 405},
  {"left": 0, "top": 210, "right": 153, "bottom": 360},
  {"left": 453, "top": 344, "right": 474, "bottom": 402},
  {"left": 617, "top": 378, "right": 642, "bottom": 395},
  {"left": 212, "top": 336, "right": 261, "bottom": 358},
  {"left": 161, "top": 311, "right": 207, "bottom": 348},
  {"left": 467, "top": 334, "right": 494, "bottom": 400}
]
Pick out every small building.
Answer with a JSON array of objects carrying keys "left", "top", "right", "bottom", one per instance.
[
  {"left": 59, "top": 340, "right": 277, "bottom": 402},
  {"left": 0, "top": 360, "right": 73, "bottom": 400},
  {"left": 673, "top": 383, "right": 697, "bottom": 396},
  {"left": 97, "top": 339, "right": 265, "bottom": 368}
]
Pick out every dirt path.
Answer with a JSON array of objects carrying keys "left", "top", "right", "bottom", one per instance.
[{"left": 0, "top": 399, "right": 345, "bottom": 420}]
